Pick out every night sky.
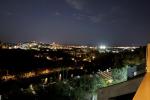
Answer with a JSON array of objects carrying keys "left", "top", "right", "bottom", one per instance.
[{"left": 0, "top": 0, "right": 150, "bottom": 46}]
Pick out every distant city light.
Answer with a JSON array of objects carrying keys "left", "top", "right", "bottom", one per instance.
[{"left": 99, "top": 45, "right": 106, "bottom": 49}]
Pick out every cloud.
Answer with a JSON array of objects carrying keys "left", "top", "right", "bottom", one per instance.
[
  {"left": 72, "top": 13, "right": 103, "bottom": 23},
  {"left": 55, "top": 12, "right": 61, "bottom": 16},
  {"left": 65, "top": 0, "right": 85, "bottom": 10},
  {"left": 88, "top": 14, "right": 104, "bottom": 23},
  {"left": 73, "top": 13, "right": 86, "bottom": 20},
  {"left": 69, "top": 2, "right": 124, "bottom": 24},
  {"left": 7, "top": 12, "right": 13, "bottom": 16},
  {"left": 88, "top": 6, "right": 124, "bottom": 23},
  {"left": 2, "top": 11, "right": 14, "bottom": 16}
]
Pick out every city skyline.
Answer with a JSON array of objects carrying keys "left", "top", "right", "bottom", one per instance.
[{"left": 0, "top": 0, "right": 150, "bottom": 46}]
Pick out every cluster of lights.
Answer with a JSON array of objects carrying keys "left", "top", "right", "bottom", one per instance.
[
  {"left": 22, "top": 72, "right": 36, "bottom": 78},
  {"left": 39, "top": 69, "right": 50, "bottom": 75},
  {"left": 1, "top": 75, "right": 16, "bottom": 81},
  {"left": 0, "top": 67, "right": 76, "bottom": 81},
  {"left": 99, "top": 45, "right": 106, "bottom": 49}
]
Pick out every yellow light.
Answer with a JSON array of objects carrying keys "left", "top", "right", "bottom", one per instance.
[{"left": 108, "top": 79, "right": 113, "bottom": 83}]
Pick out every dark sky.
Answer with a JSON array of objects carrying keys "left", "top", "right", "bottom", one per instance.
[{"left": 0, "top": 0, "right": 150, "bottom": 46}]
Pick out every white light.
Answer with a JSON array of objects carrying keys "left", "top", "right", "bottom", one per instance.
[
  {"left": 134, "top": 72, "right": 137, "bottom": 76},
  {"left": 59, "top": 74, "right": 62, "bottom": 80},
  {"left": 99, "top": 45, "right": 106, "bottom": 49},
  {"left": 71, "top": 74, "right": 74, "bottom": 78},
  {"left": 44, "top": 78, "right": 48, "bottom": 84},
  {"left": 92, "top": 56, "right": 95, "bottom": 59},
  {"left": 76, "top": 75, "right": 80, "bottom": 78},
  {"left": 106, "top": 69, "right": 109, "bottom": 72},
  {"left": 80, "top": 66, "right": 83, "bottom": 70}
]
